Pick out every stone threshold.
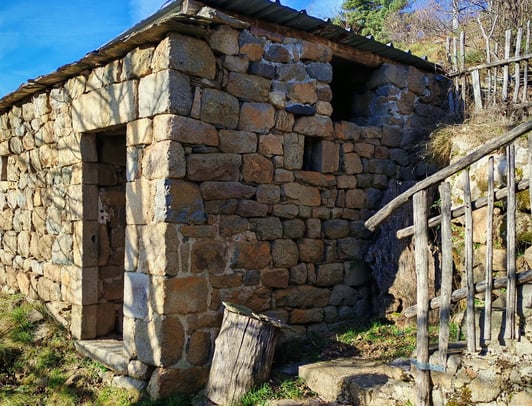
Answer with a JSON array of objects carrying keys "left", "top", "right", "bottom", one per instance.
[{"left": 75, "top": 338, "right": 129, "bottom": 375}]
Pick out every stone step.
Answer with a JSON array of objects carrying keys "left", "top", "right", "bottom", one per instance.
[
  {"left": 299, "top": 358, "right": 416, "bottom": 405},
  {"left": 75, "top": 338, "right": 128, "bottom": 375}
]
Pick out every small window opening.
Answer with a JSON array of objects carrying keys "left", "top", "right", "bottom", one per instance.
[
  {"left": 330, "top": 56, "right": 375, "bottom": 122},
  {"left": 303, "top": 137, "right": 321, "bottom": 172},
  {"left": 0, "top": 156, "right": 8, "bottom": 181}
]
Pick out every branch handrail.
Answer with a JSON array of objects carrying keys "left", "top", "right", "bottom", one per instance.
[
  {"left": 396, "top": 179, "right": 530, "bottom": 239},
  {"left": 364, "top": 120, "right": 532, "bottom": 232},
  {"left": 447, "top": 52, "right": 532, "bottom": 77}
]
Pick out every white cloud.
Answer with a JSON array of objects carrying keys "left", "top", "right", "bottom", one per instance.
[{"left": 128, "top": 0, "right": 165, "bottom": 24}]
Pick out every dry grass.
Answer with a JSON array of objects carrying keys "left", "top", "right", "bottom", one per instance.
[{"left": 426, "top": 112, "right": 520, "bottom": 165}]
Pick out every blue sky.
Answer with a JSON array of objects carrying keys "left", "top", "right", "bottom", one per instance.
[{"left": 0, "top": 0, "right": 343, "bottom": 98}]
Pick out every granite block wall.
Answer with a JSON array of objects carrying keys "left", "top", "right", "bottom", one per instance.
[{"left": 0, "top": 11, "right": 452, "bottom": 397}]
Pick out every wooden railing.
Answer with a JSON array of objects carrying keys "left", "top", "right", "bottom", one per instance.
[
  {"left": 447, "top": 22, "right": 531, "bottom": 115},
  {"left": 364, "top": 120, "right": 532, "bottom": 406}
]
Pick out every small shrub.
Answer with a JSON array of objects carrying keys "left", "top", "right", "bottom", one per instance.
[
  {"left": 8, "top": 306, "right": 34, "bottom": 344},
  {"left": 446, "top": 386, "right": 472, "bottom": 406}
]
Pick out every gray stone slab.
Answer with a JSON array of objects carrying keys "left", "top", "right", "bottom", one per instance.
[
  {"left": 299, "top": 358, "right": 413, "bottom": 404},
  {"left": 75, "top": 339, "right": 128, "bottom": 375}
]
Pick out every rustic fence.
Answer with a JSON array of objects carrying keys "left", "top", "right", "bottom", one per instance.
[
  {"left": 364, "top": 120, "right": 532, "bottom": 405},
  {"left": 447, "top": 21, "right": 531, "bottom": 115}
]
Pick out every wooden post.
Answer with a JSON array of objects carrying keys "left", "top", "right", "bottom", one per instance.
[
  {"left": 529, "top": 130, "right": 532, "bottom": 211},
  {"left": 206, "top": 302, "right": 284, "bottom": 405},
  {"left": 452, "top": 37, "right": 458, "bottom": 72},
  {"left": 522, "top": 21, "right": 530, "bottom": 104},
  {"left": 396, "top": 178, "right": 530, "bottom": 239},
  {"left": 505, "top": 145, "right": 517, "bottom": 341},
  {"left": 438, "top": 182, "right": 452, "bottom": 368},
  {"left": 471, "top": 69, "right": 483, "bottom": 112},
  {"left": 446, "top": 36, "right": 452, "bottom": 68},
  {"left": 414, "top": 190, "right": 431, "bottom": 406},
  {"left": 464, "top": 168, "right": 476, "bottom": 352},
  {"left": 512, "top": 27, "right": 522, "bottom": 103},
  {"left": 460, "top": 31, "right": 466, "bottom": 72},
  {"left": 483, "top": 157, "right": 494, "bottom": 344},
  {"left": 502, "top": 29, "right": 511, "bottom": 101},
  {"left": 493, "top": 43, "right": 499, "bottom": 105}
]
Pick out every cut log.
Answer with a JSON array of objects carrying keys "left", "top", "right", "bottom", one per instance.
[
  {"left": 206, "top": 302, "right": 285, "bottom": 405},
  {"left": 403, "top": 270, "right": 532, "bottom": 319}
]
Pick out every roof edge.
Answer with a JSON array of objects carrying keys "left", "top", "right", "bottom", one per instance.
[{"left": 0, "top": 0, "right": 444, "bottom": 112}]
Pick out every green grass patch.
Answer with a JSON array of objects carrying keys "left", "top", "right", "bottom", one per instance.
[
  {"left": 336, "top": 321, "right": 417, "bottom": 360},
  {"left": 135, "top": 394, "right": 193, "bottom": 406},
  {"left": 0, "top": 292, "right": 143, "bottom": 405},
  {"left": 236, "top": 377, "right": 315, "bottom": 406}
]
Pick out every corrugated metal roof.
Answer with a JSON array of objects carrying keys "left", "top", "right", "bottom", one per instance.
[
  {"left": 200, "top": 0, "right": 437, "bottom": 70},
  {"left": 0, "top": 0, "right": 441, "bottom": 111}
]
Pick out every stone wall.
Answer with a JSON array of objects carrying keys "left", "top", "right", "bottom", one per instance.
[{"left": 0, "top": 12, "right": 452, "bottom": 398}]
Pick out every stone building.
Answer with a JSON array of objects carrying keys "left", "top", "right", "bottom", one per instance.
[{"left": 0, "top": 0, "right": 452, "bottom": 397}]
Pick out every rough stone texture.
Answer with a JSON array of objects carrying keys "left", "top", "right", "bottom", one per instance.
[
  {"left": 124, "top": 272, "right": 150, "bottom": 319},
  {"left": 232, "top": 241, "right": 271, "bottom": 269},
  {"left": 200, "top": 182, "right": 256, "bottom": 200},
  {"left": 139, "top": 70, "right": 192, "bottom": 118},
  {"left": 272, "top": 239, "right": 299, "bottom": 268},
  {"left": 298, "top": 239, "right": 324, "bottom": 262},
  {"left": 275, "top": 286, "right": 330, "bottom": 308},
  {"left": 191, "top": 240, "right": 227, "bottom": 274},
  {"left": 283, "top": 183, "right": 321, "bottom": 206},
  {"left": 239, "top": 102, "right": 275, "bottom": 133},
  {"left": 242, "top": 153, "right": 273, "bottom": 183},
  {"left": 316, "top": 263, "right": 344, "bottom": 287},
  {"left": 147, "top": 366, "right": 209, "bottom": 398},
  {"left": 287, "top": 80, "right": 317, "bottom": 104},
  {"left": 153, "top": 33, "right": 216, "bottom": 79},
  {"left": 127, "top": 118, "right": 153, "bottom": 146},
  {"left": 200, "top": 88, "right": 240, "bottom": 129},
  {"left": 153, "top": 114, "right": 218, "bottom": 146},
  {"left": 219, "top": 130, "right": 257, "bottom": 153},
  {"left": 208, "top": 25, "right": 240, "bottom": 56},
  {"left": 154, "top": 179, "right": 206, "bottom": 224},
  {"left": 252, "top": 217, "right": 283, "bottom": 240},
  {"left": 261, "top": 268, "right": 289, "bottom": 288},
  {"left": 73, "top": 81, "right": 138, "bottom": 132},
  {"left": 284, "top": 133, "right": 304, "bottom": 170},
  {"left": 226, "top": 72, "right": 271, "bottom": 102},
  {"left": 143, "top": 140, "right": 186, "bottom": 179},
  {"left": 151, "top": 276, "right": 208, "bottom": 315},
  {"left": 187, "top": 331, "right": 211, "bottom": 366},
  {"left": 293, "top": 115, "right": 333, "bottom": 137},
  {"left": 187, "top": 153, "right": 241, "bottom": 182}
]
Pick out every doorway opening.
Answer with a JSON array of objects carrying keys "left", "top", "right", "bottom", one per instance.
[{"left": 86, "top": 126, "right": 127, "bottom": 338}]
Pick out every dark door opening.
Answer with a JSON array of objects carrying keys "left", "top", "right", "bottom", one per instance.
[{"left": 93, "top": 127, "right": 127, "bottom": 337}]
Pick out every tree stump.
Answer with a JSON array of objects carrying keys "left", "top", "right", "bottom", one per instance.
[{"left": 205, "top": 302, "right": 285, "bottom": 405}]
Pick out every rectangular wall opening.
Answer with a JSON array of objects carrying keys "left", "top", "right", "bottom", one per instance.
[
  {"left": 83, "top": 126, "right": 127, "bottom": 338},
  {"left": 330, "top": 56, "right": 376, "bottom": 123}
]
